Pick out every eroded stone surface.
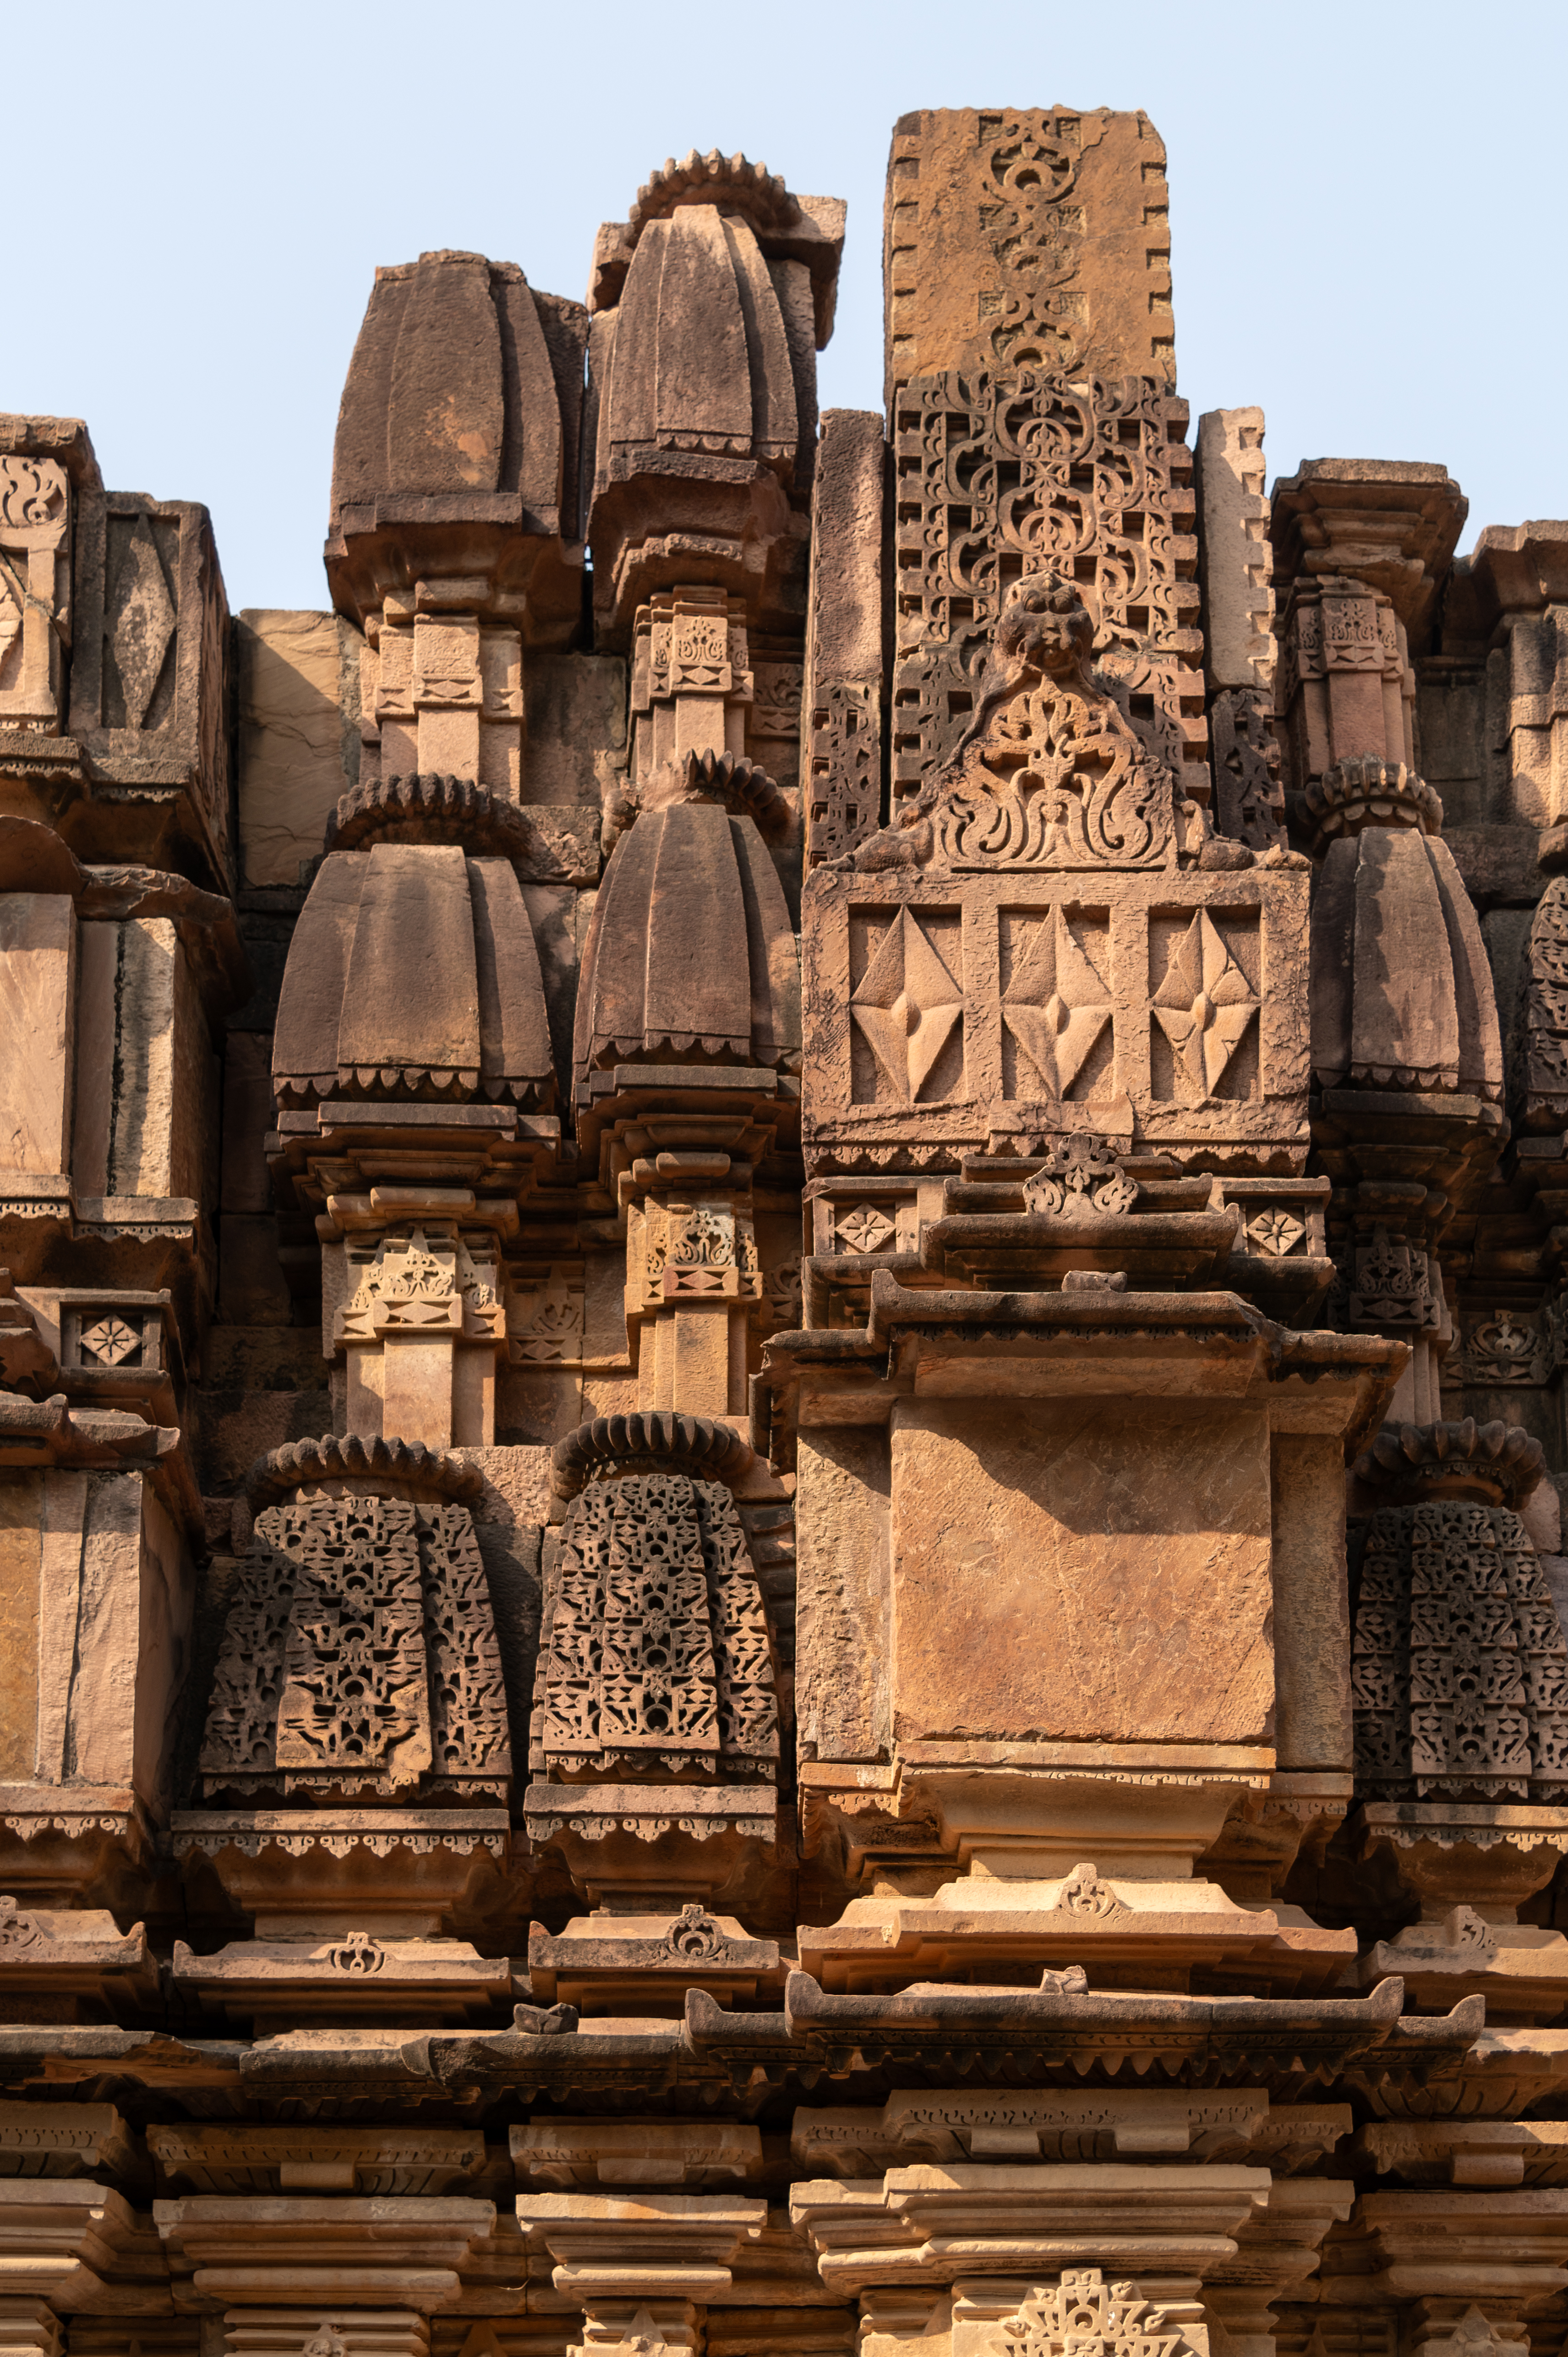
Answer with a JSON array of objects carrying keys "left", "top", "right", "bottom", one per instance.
[{"left": 888, "top": 1400, "right": 1273, "bottom": 1748}]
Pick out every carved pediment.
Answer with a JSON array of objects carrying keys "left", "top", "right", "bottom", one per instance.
[{"left": 841, "top": 574, "right": 1187, "bottom": 875}]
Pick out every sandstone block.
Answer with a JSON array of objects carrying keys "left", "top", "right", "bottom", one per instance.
[
  {"left": 0, "top": 1480, "right": 41, "bottom": 1781},
  {"left": 523, "top": 652, "right": 627, "bottom": 806},
  {"left": 0, "top": 895, "right": 75, "bottom": 1177},
  {"left": 884, "top": 108, "right": 1174, "bottom": 401},
  {"left": 219, "top": 1216, "right": 293, "bottom": 1328},
  {"left": 73, "top": 917, "right": 214, "bottom": 1200},
  {"left": 803, "top": 411, "right": 885, "bottom": 870},
  {"left": 236, "top": 610, "right": 360, "bottom": 889},
  {"left": 0, "top": 1471, "right": 192, "bottom": 1816},
  {"left": 795, "top": 1428, "right": 891, "bottom": 1765},
  {"left": 1269, "top": 1434, "right": 1351, "bottom": 1772},
  {"left": 220, "top": 1033, "right": 274, "bottom": 1216},
  {"left": 1196, "top": 408, "right": 1273, "bottom": 694},
  {"left": 69, "top": 491, "right": 232, "bottom": 886},
  {"left": 888, "top": 1398, "right": 1274, "bottom": 1749}
]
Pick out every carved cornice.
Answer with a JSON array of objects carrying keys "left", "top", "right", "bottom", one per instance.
[
  {"left": 244, "top": 1433, "right": 484, "bottom": 1509},
  {"left": 550, "top": 1411, "right": 754, "bottom": 1504}
]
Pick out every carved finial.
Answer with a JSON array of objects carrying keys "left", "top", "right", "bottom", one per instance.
[
  {"left": 1352, "top": 1417, "right": 1546, "bottom": 1510},
  {"left": 1302, "top": 755, "right": 1442, "bottom": 851},
  {"left": 1022, "top": 1137, "right": 1137, "bottom": 1219},
  {"left": 628, "top": 151, "right": 803, "bottom": 239}
]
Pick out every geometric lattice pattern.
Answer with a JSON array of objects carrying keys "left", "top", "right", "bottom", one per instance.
[
  {"left": 1352, "top": 1501, "right": 1568, "bottom": 1801},
  {"left": 198, "top": 1496, "right": 511, "bottom": 1797},
  {"left": 532, "top": 1473, "right": 778, "bottom": 1781},
  {"left": 891, "top": 372, "right": 1203, "bottom": 805}
]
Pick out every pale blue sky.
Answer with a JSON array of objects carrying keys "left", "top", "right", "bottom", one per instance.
[{"left": 17, "top": 0, "right": 1563, "bottom": 612}]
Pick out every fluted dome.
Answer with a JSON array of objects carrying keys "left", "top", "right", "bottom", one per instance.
[
  {"left": 1309, "top": 759, "right": 1502, "bottom": 1099},
  {"left": 606, "top": 208, "right": 801, "bottom": 473},
  {"left": 571, "top": 802, "right": 799, "bottom": 1085},
  {"left": 273, "top": 841, "right": 554, "bottom": 1109},
  {"left": 587, "top": 170, "right": 841, "bottom": 636},
  {"left": 327, "top": 247, "right": 584, "bottom": 628},
  {"left": 591, "top": 150, "right": 842, "bottom": 341}
]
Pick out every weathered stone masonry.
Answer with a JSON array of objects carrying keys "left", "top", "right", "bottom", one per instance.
[{"left": 2, "top": 109, "right": 1568, "bottom": 2357}]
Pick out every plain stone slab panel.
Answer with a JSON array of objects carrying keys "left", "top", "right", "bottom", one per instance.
[
  {"left": 71, "top": 917, "right": 214, "bottom": 1199},
  {"left": 1269, "top": 1433, "right": 1351, "bottom": 1772},
  {"left": 523, "top": 652, "right": 627, "bottom": 807},
  {"left": 795, "top": 1427, "right": 892, "bottom": 1765},
  {"left": 1195, "top": 408, "right": 1273, "bottom": 693},
  {"left": 0, "top": 893, "right": 75, "bottom": 1176},
  {"left": 0, "top": 1478, "right": 40, "bottom": 1782},
  {"left": 218, "top": 1214, "right": 294, "bottom": 1328},
  {"left": 809, "top": 411, "right": 885, "bottom": 684},
  {"left": 236, "top": 610, "right": 359, "bottom": 889},
  {"left": 37, "top": 1471, "right": 194, "bottom": 1810},
  {"left": 888, "top": 1398, "right": 1274, "bottom": 1748},
  {"left": 220, "top": 1034, "right": 274, "bottom": 1216}
]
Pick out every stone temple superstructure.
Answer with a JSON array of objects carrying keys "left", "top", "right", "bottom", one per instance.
[{"left": 7, "top": 99, "right": 1568, "bottom": 2357}]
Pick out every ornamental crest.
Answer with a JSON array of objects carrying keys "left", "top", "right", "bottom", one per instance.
[
  {"left": 339, "top": 1226, "right": 503, "bottom": 1344},
  {"left": 1023, "top": 1137, "right": 1136, "bottom": 1218},
  {"left": 996, "top": 2271, "right": 1199, "bottom": 2357}
]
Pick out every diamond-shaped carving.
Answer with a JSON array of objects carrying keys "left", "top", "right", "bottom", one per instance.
[
  {"left": 79, "top": 1316, "right": 140, "bottom": 1366},
  {"left": 1248, "top": 1208, "right": 1305, "bottom": 1257},
  {"left": 1152, "top": 910, "right": 1259, "bottom": 1097},
  {"left": 109, "top": 514, "right": 176, "bottom": 730},
  {"left": 851, "top": 907, "right": 963, "bottom": 1103},
  {"left": 837, "top": 1203, "right": 897, "bottom": 1255},
  {"left": 1004, "top": 907, "right": 1114, "bottom": 1098}
]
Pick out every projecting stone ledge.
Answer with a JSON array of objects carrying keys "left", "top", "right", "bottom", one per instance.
[
  {"left": 760, "top": 1276, "right": 1404, "bottom": 1452},
  {"left": 0, "top": 1976, "right": 1484, "bottom": 2105}
]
